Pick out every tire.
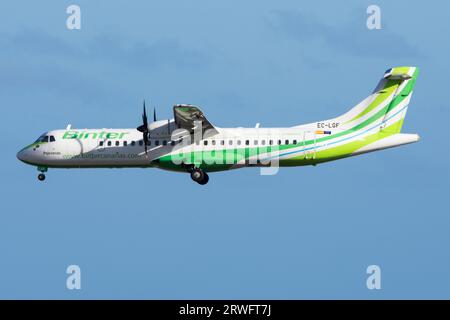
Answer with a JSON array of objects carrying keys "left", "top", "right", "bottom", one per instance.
[
  {"left": 190, "top": 169, "right": 204, "bottom": 182},
  {"left": 38, "top": 174, "right": 46, "bottom": 181},
  {"left": 198, "top": 173, "right": 209, "bottom": 185}
]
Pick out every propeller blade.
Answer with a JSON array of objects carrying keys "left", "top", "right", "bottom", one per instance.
[
  {"left": 137, "top": 102, "right": 148, "bottom": 133},
  {"left": 142, "top": 100, "right": 148, "bottom": 127},
  {"left": 153, "top": 107, "right": 157, "bottom": 122},
  {"left": 136, "top": 100, "right": 150, "bottom": 155}
]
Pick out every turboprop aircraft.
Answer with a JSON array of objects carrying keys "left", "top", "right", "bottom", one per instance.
[{"left": 17, "top": 66, "right": 420, "bottom": 185}]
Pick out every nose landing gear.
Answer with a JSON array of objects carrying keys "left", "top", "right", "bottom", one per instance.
[{"left": 37, "top": 166, "right": 48, "bottom": 182}]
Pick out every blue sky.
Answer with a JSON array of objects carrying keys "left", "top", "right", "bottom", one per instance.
[{"left": 1, "top": 0, "right": 449, "bottom": 299}]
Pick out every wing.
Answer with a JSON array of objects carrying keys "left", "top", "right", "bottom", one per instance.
[{"left": 173, "top": 104, "right": 219, "bottom": 137}]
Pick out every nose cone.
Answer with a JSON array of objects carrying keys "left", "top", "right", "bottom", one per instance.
[
  {"left": 17, "top": 149, "right": 26, "bottom": 162},
  {"left": 17, "top": 147, "right": 31, "bottom": 163}
]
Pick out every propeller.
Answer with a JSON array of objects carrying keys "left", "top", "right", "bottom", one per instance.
[
  {"left": 137, "top": 100, "right": 149, "bottom": 154},
  {"left": 153, "top": 107, "right": 157, "bottom": 122}
]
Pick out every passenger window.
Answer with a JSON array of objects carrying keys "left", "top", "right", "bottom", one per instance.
[
  {"left": 162, "top": 140, "right": 167, "bottom": 146},
  {"left": 277, "top": 140, "right": 282, "bottom": 145},
  {"left": 115, "top": 141, "right": 120, "bottom": 146},
  {"left": 285, "top": 140, "right": 289, "bottom": 145},
  {"left": 131, "top": 141, "right": 135, "bottom": 146},
  {"left": 245, "top": 140, "right": 249, "bottom": 145},
  {"left": 155, "top": 140, "right": 160, "bottom": 146},
  {"left": 237, "top": 140, "right": 241, "bottom": 145},
  {"left": 99, "top": 141, "right": 104, "bottom": 147},
  {"left": 261, "top": 140, "right": 266, "bottom": 145},
  {"left": 269, "top": 140, "right": 273, "bottom": 145},
  {"left": 293, "top": 139, "right": 297, "bottom": 144},
  {"left": 123, "top": 141, "right": 127, "bottom": 146},
  {"left": 170, "top": 141, "right": 175, "bottom": 146},
  {"left": 204, "top": 140, "right": 208, "bottom": 146},
  {"left": 221, "top": 140, "right": 225, "bottom": 145},
  {"left": 229, "top": 140, "right": 233, "bottom": 145},
  {"left": 212, "top": 140, "right": 216, "bottom": 146},
  {"left": 139, "top": 140, "right": 143, "bottom": 146},
  {"left": 107, "top": 141, "right": 112, "bottom": 146},
  {"left": 254, "top": 140, "right": 258, "bottom": 145}
]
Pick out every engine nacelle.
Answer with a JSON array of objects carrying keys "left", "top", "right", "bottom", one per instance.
[{"left": 148, "top": 119, "right": 187, "bottom": 139}]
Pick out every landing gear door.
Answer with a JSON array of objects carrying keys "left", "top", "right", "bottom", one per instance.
[{"left": 303, "top": 131, "right": 316, "bottom": 160}]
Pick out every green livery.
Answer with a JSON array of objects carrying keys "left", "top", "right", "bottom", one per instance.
[
  {"left": 17, "top": 66, "right": 420, "bottom": 185},
  {"left": 63, "top": 131, "right": 129, "bottom": 139}
]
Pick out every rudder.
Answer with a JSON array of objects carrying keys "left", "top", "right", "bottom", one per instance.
[{"left": 332, "top": 66, "right": 418, "bottom": 134}]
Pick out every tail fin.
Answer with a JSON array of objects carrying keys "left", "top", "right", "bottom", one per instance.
[{"left": 334, "top": 66, "right": 419, "bottom": 133}]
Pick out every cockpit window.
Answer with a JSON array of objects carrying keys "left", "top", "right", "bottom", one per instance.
[
  {"left": 34, "top": 134, "right": 56, "bottom": 143},
  {"left": 35, "top": 135, "right": 49, "bottom": 143}
]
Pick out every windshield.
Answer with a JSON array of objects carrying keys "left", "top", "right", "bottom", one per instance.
[{"left": 35, "top": 134, "right": 49, "bottom": 143}]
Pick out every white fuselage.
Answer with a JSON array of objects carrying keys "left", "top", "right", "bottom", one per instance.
[
  {"left": 17, "top": 123, "right": 419, "bottom": 172},
  {"left": 17, "top": 126, "right": 320, "bottom": 168}
]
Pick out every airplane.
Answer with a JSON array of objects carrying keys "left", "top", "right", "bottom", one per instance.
[{"left": 17, "top": 66, "right": 420, "bottom": 185}]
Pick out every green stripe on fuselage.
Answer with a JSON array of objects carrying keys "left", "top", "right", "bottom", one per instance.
[
  {"left": 154, "top": 69, "right": 419, "bottom": 172},
  {"left": 156, "top": 119, "right": 405, "bottom": 171}
]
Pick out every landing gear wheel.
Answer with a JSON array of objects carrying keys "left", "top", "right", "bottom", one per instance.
[
  {"left": 190, "top": 169, "right": 203, "bottom": 182},
  {"left": 38, "top": 173, "right": 46, "bottom": 181},
  {"left": 190, "top": 169, "right": 209, "bottom": 185},
  {"left": 198, "top": 172, "right": 209, "bottom": 185}
]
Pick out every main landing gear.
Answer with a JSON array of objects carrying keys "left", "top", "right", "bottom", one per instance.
[
  {"left": 183, "top": 164, "right": 209, "bottom": 185},
  {"left": 190, "top": 168, "right": 209, "bottom": 185},
  {"left": 37, "top": 166, "right": 48, "bottom": 182}
]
